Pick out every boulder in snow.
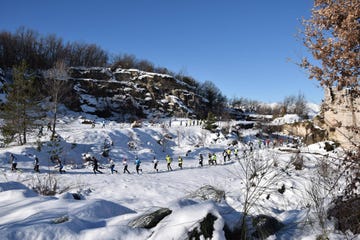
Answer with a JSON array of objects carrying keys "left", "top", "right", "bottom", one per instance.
[
  {"left": 187, "top": 213, "right": 218, "bottom": 239},
  {"left": 187, "top": 185, "right": 225, "bottom": 203},
  {"left": 128, "top": 207, "right": 172, "bottom": 229},
  {"left": 252, "top": 214, "right": 284, "bottom": 239}
]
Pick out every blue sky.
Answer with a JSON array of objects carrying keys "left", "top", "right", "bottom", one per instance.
[{"left": 0, "top": 0, "right": 323, "bottom": 103}]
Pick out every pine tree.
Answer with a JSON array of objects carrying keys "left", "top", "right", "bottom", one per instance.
[
  {"left": 1, "top": 61, "right": 40, "bottom": 145},
  {"left": 203, "top": 112, "right": 218, "bottom": 132}
]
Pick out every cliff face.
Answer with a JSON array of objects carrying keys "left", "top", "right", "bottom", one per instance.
[
  {"left": 282, "top": 121, "right": 327, "bottom": 145},
  {"left": 65, "top": 67, "right": 207, "bottom": 121},
  {"left": 320, "top": 87, "right": 360, "bottom": 149}
]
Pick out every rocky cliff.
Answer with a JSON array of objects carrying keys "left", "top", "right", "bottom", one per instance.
[
  {"left": 319, "top": 87, "right": 360, "bottom": 150},
  {"left": 281, "top": 120, "right": 327, "bottom": 145},
  {"left": 63, "top": 67, "right": 208, "bottom": 121}
]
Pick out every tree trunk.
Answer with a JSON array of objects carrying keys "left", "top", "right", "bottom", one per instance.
[
  {"left": 349, "top": 90, "right": 358, "bottom": 147},
  {"left": 51, "top": 95, "right": 58, "bottom": 140}
]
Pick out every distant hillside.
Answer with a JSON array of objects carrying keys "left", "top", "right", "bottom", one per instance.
[
  {"left": 0, "top": 66, "right": 211, "bottom": 122},
  {"left": 0, "top": 65, "right": 318, "bottom": 123}
]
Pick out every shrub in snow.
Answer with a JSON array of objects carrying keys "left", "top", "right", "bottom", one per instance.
[
  {"left": 127, "top": 141, "right": 137, "bottom": 150},
  {"left": 292, "top": 153, "right": 304, "bottom": 170},
  {"left": 31, "top": 173, "right": 58, "bottom": 196},
  {"left": 101, "top": 139, "right": 111, "bottom": 157}
]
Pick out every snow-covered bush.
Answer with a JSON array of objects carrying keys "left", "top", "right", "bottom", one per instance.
[{"left": 31, "top": 174, "right": 58, "bottom": 196}]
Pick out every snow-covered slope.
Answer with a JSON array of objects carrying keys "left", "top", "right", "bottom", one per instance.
[{"left": 0, "top": 114, "right": 356, "bottom": 240}]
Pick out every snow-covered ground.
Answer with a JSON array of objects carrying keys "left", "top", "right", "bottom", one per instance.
[
  {"left": 272, "top": 114, "right": 302, "bottom": 125},
  {"left": 0, "top": 114, "right": 358, "bottom": 240}
]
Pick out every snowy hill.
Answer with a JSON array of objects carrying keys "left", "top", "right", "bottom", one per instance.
[{"left": 0, "top": 114, "right": 357, "bottom": 240}]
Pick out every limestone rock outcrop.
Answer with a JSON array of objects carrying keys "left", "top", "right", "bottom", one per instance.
[{"left": 321, "top": 87, "right": 360, "bottom": 149}]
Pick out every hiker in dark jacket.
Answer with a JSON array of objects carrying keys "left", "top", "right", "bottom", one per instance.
[{"left": 92, "top": 156, "right": 102, "bottom": 174}]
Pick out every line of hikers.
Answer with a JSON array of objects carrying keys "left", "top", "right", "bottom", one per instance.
[
  {"left": 94, "top": 149, "right": 238, "bottom": 175},
  {"left": 8, "top": 146, "right": 243, "bottom": 175}
]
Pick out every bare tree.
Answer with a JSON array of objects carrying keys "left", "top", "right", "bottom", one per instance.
[
  {"left": 231, "top": 150, "right": 289, "bottom": 238},
  {"left": 294, "top": 92, "right": 308, "bottom": 118},
  {"left": 110, "top": 53, "right": 137, "bottom": 69},
  {"left": 43, "top": 60, "right": 72, "bottom": 139},
  {"left": 301, "top": 0, "right": 359, "bottom": 93},
  {"left": 301, "top": 0, "right": 359, "bottom": 132},
  {"left": 301, "top": 0, "right": 360, "bottom": 201},
  {"left": 282, "top": 95, "right": 296, "bottom": 115}
]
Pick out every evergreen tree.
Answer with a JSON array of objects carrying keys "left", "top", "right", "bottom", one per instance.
[
  {"left": 198, "top": 81, "right": 227, "bottom": 117},
  {"left": 203, "top": 112, "right": 218, "bottom": 132},
  {"left": 1, "top": 61, "right": 40, "bottom": 145}
]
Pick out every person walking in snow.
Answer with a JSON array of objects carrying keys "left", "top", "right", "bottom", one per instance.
[
  {"left": 47, "top": 121, "right": 52, "bottom": 131},
  {"left": 123, "top": 158, "right": 130, "bottom": 174},
  {"left": 135, "top": 157, "right": 142, "bottom": 174},
  {"left": 249, "top": 141, "right": 254, "bottom": 152},
  {"left": 234, "top": 148, "right": 238, "bottom": 159},
  {"left": 38, "top": 126, "right": 43, "bottom": 137},
  {"left": 222, "top": 150, "right": 227, "bottom": 163},
  {"left": 226, "top": 148, "right": 231, "bottom": 161},
  {"left": 57, "top": 158, "right": 65, "bottom": 174},
  {"left": 212, "top": 153, "right": 217, "bottom": 165},
  {"left": 109, "top": 158, "right": 118, "bottom": 174},
  {"left": 34, "top": 155, "right": 40, "bottom": 173},
  {"left": 199, "top": 153, "right": 203, "bottom": 167},
  {"left": 10, "top": 153, "right": 18, "bottom": 171},
  {"left": 166, "top": 154, "right": 173, "bottom": 171},
  {"left": 178, "top": 156, "right": 183, "bottom": 169},
  {"left": 152, "top": 156, "right": 159, "bottom": 172},
  {"left": 92, "top": 156, "right": 102, "bottom": 174},
  {"left": 208, "top": 153, "right": 213, "bottom": 165}
]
